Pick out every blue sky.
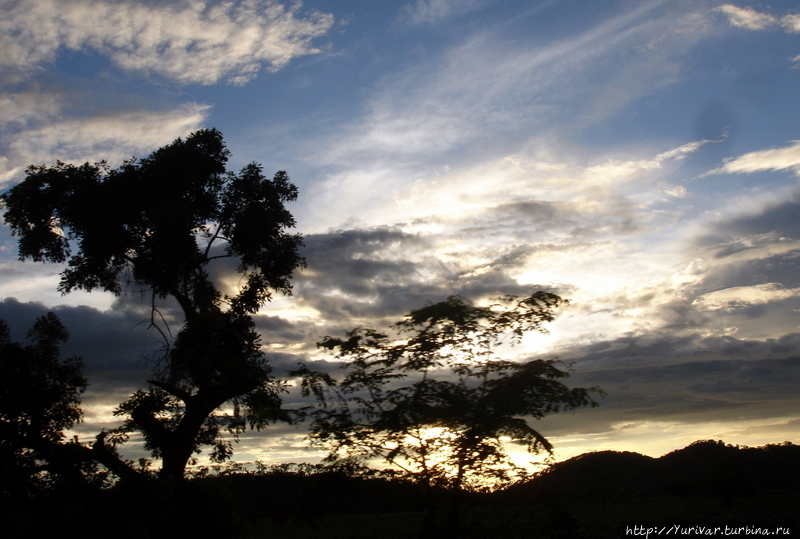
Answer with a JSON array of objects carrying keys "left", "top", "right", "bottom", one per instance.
[{"left": 2, "top": 0, "right": 800, "bottom": 467}]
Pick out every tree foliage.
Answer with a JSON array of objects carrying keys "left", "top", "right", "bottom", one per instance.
[
  {"left": 295, "top": 292, "right": 602, "bottom": 493},
  {"left": 1, "top": 129, "right": 305, "bottom": 482},
  {"left": 0, "top": 314, "right": 88, "bottom": 496},
  {"left": 2, "top": 129, "right": 302, "bottom": 315}
]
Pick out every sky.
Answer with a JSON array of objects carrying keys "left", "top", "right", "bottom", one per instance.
[{"left": 2, "top": 0, "right": 800, "bottom": 469}]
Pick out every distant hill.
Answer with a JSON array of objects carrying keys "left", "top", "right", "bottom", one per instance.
[
  {"left": 519, "top": 439, "right": 800, "bottom": 497},
  {"left": 501, "top": 439, "right": 800, "bottom": 527}
]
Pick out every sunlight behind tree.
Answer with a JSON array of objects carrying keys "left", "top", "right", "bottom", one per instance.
[{"left": 294, "top": 292, "right": 602, "bottom": 493}]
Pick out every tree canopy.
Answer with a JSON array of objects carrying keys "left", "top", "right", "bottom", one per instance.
[
  {"left": 295, "top": 292, "right": 602, "bottom": 493},
  {"left": 0, "top": 314, "right": 88, "bottom": 496},
  {"left": 2, "top": 128, "right": 303, "bottom": 316},
  {"left": 1, "top": 129, "right": 306, "bottom": 482}
]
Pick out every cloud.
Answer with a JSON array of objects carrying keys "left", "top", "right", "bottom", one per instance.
[
  {"left": 4, "top": 0, "right": 800, "bottom": 465},
  {"left": 784, "top": 14, "right": 800, "bottom": 33},
  {"left": 694, "top": 194, "right": 800, "bottom": 253},
  {"left": 288, "top": 136, "right": 718, "bottom": 358},
  {"left": 0, "top": 295, "right": 320, "bottom": 464},
  {"left": 715, "top": 4, "right": 800, "bottom": 73},
  {"left": 487, "top": 322, "right": 800, "bottom": 454},
  {"left": 301, "top": 2, "right": 716, "bottom": 249},
  {"left": 284, "top": 224, "right": 584, "bottom": 343},
  {"left": 0, "top": 0, "right": 334, "bottom": 85},
  {"left": 716, "top": 4, "right": 800, "bottom": 33},
  {"left": 0, "top": 87, "right": 61, "bottom": 127},
  {"left": 651, "top": 194, "right": 800, "bottom": 342},
  {"left": 715, "top": 5, "right": 779, "bottom": 30},
  {"left": 398, "top": 0, "right": 494, "bottom": 26},
  {"left": 0, "top": 297, "right": 163, "bottom": 396},
  {"left": 705, "top": 141, "right": 800, "bottom": 176},
  {"left": 318, "top": 1, "right": 709, "bottom": 175},
  {"left": 295, "top": 227, "right": 445, "bottom": 324},
  {"left": 694, "top": 283, "right": 800, "bottom": 312},
  {"left": 0, "top": 104, "right": 210, "bottom": 187},
  {"left": 306, "top": 136, "right": 708, "bottom": 237},
  {"left": 0, "top": 0, "right": 335, "bottom": 187}
]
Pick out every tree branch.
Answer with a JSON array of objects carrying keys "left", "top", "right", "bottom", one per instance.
[{"left": 149, "top": 379, "right": 193, "bottom": 403}]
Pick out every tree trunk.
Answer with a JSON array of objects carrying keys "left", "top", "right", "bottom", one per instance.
[{"left": 157, "top": 397, "right": 220, "bottom": 482}]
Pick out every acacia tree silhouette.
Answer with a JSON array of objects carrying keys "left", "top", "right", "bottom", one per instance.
[
  {"left": 1, "top": 129, "right": 305, "bottom": 483},
  {"left": 294, "top": 293, "right": 602, "bottom": 527}
]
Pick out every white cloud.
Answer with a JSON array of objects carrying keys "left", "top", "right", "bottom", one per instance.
[
  {"left": 706, "top": 141, "right": 800, "bottom": 176},
  {"left": 693, "top": 283, "right": 800, "bottom": 312},
  {"left": 664, "top": 185, "right": 687, "bottom": 198},
  {"left": 716, "top": 4, "right": 800, "bottom": 34},
  {"left": 715, "top": 4, "right": 778, "bottom": 30},
  {"left": 581, "top": 140, "right": 711, "bottom": 190},
  {"left": 0, "top": 104, "right": 209, "bottom": 187},
  {"left": 0, "top": 0, "right": 334, "bottom": 85},
  {"left": 783, "top": 14, "right": 800, "bottom": 33},
  {"left": 781, "top": 14, "right": 800, "bottom": 33},
  {"left": 0, "top": 87, "right": 61, "bottom": 127},
  {"left": 0, "top": 0, "right": 334, "bottom": 186},
  {"left": 304, "top": 138, "right": 707, "bottom": 236}
]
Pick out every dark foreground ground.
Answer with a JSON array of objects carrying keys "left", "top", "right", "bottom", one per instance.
[{"left": 3, "top": 440, "right": 799, "bottom": 538}]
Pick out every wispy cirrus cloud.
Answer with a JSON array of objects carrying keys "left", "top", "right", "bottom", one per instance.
[
  {"left": 325, "top": 1, "right": 695, "bottom": 164},
  {"left": 307, "top": 2, "right": 712, "bottom": 235},
  {"left": 398, "top": 0, "right": 495, "bottom": 26}
]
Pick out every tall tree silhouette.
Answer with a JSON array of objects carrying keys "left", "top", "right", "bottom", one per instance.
[
  {"left": 295, "top": 293, "right": 602, "bottom": 496},
  {"left": 1, "top": 129, "right": 305, "bottom": 482}
]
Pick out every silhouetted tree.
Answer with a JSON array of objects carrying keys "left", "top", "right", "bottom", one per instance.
[
  {"left": 295, "top": 292, "right": 601, "bottom": 528},
  {"left": 1, "top": 129, "right": 305, "bottom": 483},
  {"left": 0, "top": 313, "right": 89, "bottom": 496}
]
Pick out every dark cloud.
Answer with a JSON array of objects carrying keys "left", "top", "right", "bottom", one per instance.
[
  {"left": 529, "top": 331, "right": 800, "bottom": 436},
  {"left": 563, "top": 330, "right": 800, "bottom": 367},
  {"left": 290, "top": 195, "right": 647, "bottom": 336},
  {"left": 551, "top": 356, "right": 800, "bottom": 436},
  {"left": 0, "top": 297, "right": 169, "bottom": 461},
  {"left": 723, "top": 199, "right": 800, "bottom": 240},
  {"left": 433, "top": 198, "right": 642, "bottom": 243},
  {"left": 705, "top": 250, "right": 800, "bottom": 291},
  {"left": 697, "top": 195, "right": 800, "bottom": 252},
  {"left": 0, "top": 297, "right": 160, "bottom": 374},
  {"left": 296, "top": 227, "right": 455, "bottom": 322},
  {"left": 663, "top": 194, "right": 800, "bottom": 342},
  {"left": 299, "top": 226, "right": 430, "bottom": 289},
  {"left": 459, "top": 200, "right": 572, "bottom": 238},
  {"left": 293, "top": 226, "right": 566, "bottom": 337}
]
